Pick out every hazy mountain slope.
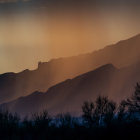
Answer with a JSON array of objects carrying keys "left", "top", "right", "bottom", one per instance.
[
  {"left": 1, "top": 64, "right": 117, "bottom": 116},
  {"left": 0, "top": 34, "right": 140, "bottom": 104},
  {"left": 2, "top": 62, "right": 140, "bottom": 117}
]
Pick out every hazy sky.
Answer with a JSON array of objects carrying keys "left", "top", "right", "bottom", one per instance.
[{"left": 0, "top": 0, "right": 140, "bottom": 73}]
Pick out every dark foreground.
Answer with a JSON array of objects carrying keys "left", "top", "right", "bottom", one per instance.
[{"left": 1, "top": 83, "right": 140, "bottom": 140}]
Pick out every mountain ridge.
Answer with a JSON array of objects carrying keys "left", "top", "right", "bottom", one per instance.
[
  {"left": 2, "top": 60, "right": 140, "bottom": 117},
  {"left": 0, "top": 63, "right": 118, "bottom": 116},
  {"left": 0, "top": 34, "right": 140, "bottom": 104}
]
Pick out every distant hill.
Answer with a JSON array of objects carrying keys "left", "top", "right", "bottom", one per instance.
[
  {"left": 0, "top": 34, "right": 140, "bottom": 104},
  {"left": 2, "top": 62, "right": 140, "bottom": 117}
]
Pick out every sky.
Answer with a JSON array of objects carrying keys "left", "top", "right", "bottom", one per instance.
[{"left": 0, "top": 0, "right": 140, "bottom": 73}]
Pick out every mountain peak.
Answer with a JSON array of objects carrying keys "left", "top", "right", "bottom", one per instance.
[{"left": 96, "top": 64, "right": 117, "bottom": 71}]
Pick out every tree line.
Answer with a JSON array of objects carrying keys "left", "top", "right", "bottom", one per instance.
[{"left": 1, "top": 83, "right": 140, "bottom": 139}]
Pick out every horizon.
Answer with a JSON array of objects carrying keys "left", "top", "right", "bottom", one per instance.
[
  {"left": 2, "top": 33, "right": 140, "bottom": 75},
  {"left": 0, "top": 0, "right": 140, "bottom": 73},
  {"left": 0, "top": 33, "right": 139, "bottom": 74}
]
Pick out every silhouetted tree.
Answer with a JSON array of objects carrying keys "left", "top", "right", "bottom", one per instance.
[
  {"left": 118, "top": 83, "right": 140, "bottom": 122},
  {"left": 32, "top": 110, "right": 51, "bottom": 130},
  {"left": 94, "top": 96, "right": 116, "bottom": 126},
  {"left": 117, "top": 100, "right": 128, "bottom": 122},
  {"left": 0, "top": 110, "right": 20, "bottom": 129},
  {"left": 82, "top": 101, "right": 95, "bottom": 127},
  {"left": 0, "top": 110, "right": 20, "bottom": 139},
  {"left": 82, "top": 96, "right": 116, "bottom": 127},
  {"left": 126, "top": 83, "right": 140, "bottom": 112}
]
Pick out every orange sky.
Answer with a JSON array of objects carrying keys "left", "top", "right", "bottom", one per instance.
[{"left": 0, "top": 0, "right": 140, "bottom": 73}]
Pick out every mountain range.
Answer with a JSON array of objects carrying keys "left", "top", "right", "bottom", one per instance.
[
  {"left": 0, "top": 34, "right": 140, "bottom": 104},
  {"left": 0, "top": 34, "right": 140, "bottom": 116},
  {"left": 2, "top": 61, "right": 140, "bottom": 116}
]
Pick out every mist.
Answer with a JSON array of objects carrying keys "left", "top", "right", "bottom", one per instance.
[{"left": 0, "top": 0, "right": 140, "bottom": 73}]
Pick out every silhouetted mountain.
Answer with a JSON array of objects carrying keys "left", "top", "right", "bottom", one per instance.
[
  {"left": 0, "top": 34, "right": 140, "bottom": 104},
  {"left": 2, "top": 62, "right": 140, "bottom": 117}
]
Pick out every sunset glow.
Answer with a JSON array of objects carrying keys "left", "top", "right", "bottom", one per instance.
[{"left": 0, "top": 0, "right": 140, "bottom": 73}]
